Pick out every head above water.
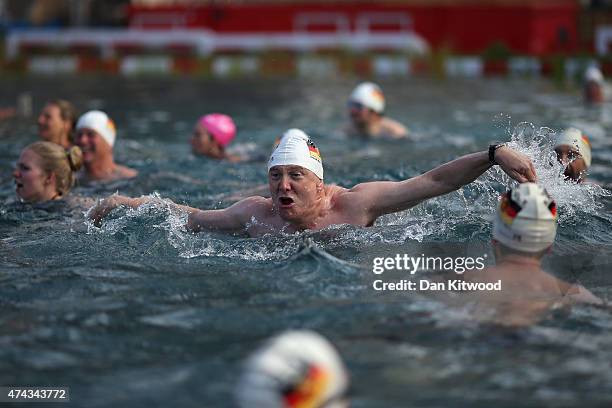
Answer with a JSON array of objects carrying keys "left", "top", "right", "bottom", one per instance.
[
  {"left": 554, "top": 127, "right": 591, "bottom": 182},
  {"left": 235, "top": 330, "right": 349, "bottom": 408},
  {"left": 584, "top": 66, "right": 605, "bottom": 104},
  {"left": 199, "top": 114, "right": 236, "bottom": 147},
  {"left": 76, "top": 110, "right": 116, "bottom": 148},
  {"left": 13, "top": 141, "right": 83, "bottom": 203},
  {"left": 492, "top": 183, "right": 558, "bottom": 254},
  {"left": 37, "top": 99, "right": 78, "bottom": 147},
  {"left": 268, "top": 129, "right": 325, "bottom": 224},
  {"left": 349, "top": 82, "right": 385, "bottom": 114}
]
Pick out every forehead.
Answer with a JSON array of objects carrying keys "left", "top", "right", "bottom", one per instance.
[
  {"left": 42, "top": 104, "right": 61, "bottom": 115},
  {"left": 76, "top": 127, "right": 100, "bottom": 137},
  {"left": 19, "top": 148, "right": 41, "bottom": 163},
  {"left": 269, "top": 165, "right": 311, "bottom": 174}
]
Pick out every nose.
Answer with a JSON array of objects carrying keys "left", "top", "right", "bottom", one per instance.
[
  {"left": 279, "top": 174, "right": 292, "bottom": 191},
  {"left": 13, "top": 168, "right": 20, "bottom": 178}
]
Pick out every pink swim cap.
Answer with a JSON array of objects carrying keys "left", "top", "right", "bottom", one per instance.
[{"left": 198, "top": 114, "right": 236, "bottom": 147}]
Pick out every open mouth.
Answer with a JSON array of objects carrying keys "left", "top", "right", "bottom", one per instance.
[
  {"left": 15, "top": 181, "right": 23, "bottom": 189},
  {"left": 279, "top": 197, "right": 294, "bottom": 206}
]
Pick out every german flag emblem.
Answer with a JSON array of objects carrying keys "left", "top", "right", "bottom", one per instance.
[
  {"left": 307, "top": 139, "right": 322, "bottom": 163},
  {"left": 499, "top": 192, "right": 520, "bottom": 225}
]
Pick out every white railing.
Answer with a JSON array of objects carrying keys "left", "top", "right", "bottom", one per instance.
[{"left": 5, "top": 27, "right": 429, "bottom": 60}]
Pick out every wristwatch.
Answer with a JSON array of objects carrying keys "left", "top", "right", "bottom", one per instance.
[{"left": 488, "top": 142, "right": 506, "bottom": 165}]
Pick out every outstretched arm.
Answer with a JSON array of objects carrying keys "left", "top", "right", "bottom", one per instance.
[
  {"left": 345, "top": 146, "right": 536, "bottom": 221},
  {"left": 89, "top": 194, "right": 265, "bottom": 233}
]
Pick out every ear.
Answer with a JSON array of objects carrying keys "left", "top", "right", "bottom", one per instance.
[
  {"left": 45, "top": 171, "right": 56, "bottom": 186},
  {"left": 316, "top": 180, "right": 324, "bottom": 193}
]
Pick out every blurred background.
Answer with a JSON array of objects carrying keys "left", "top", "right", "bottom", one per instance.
[{"left": 0, "top": 0, "right": 610, "bottom": 79}]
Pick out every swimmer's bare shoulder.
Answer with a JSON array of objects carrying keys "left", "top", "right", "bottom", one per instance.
[
  {"left": 379, "top": 117, "right": 410, "bottom": 139},
  {"left": 113, "top": 165, "right": 138, "bottom": 180}
]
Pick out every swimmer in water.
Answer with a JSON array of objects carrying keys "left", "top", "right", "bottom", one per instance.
[
  {"left": 235, "top": 330, "right": 349, "bottom": 408},
  {"left": 13, "top": 141, "right": 83, "bottom": 203},
  {"left": 554, "top": 127, "right": 592, "bottom": 183},
  {"left": 90, "top": 129, "right": 536, "bottom": 237},
  {"left": 344, "top": 82, "right": 410, "bottom": 140},
  {"left": 37, "top": 99, "right": 78, "bottom": 149},
  {"left": 74, "top": 110, "right": 138, "bottom": 182},
  {"left": 456, "top": 183, "right": 602, "bottom": 326},
  {"left": 584, "top": 66, "right": 605, "bottom": 105},
  {"left": 191, "top": 113, "right": 242, "bottom": 162}
]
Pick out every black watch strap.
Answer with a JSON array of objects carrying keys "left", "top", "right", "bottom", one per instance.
[{"left": 488, "top": 142, "right": 506, "bottom": 165}]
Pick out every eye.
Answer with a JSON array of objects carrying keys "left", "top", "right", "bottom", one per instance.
[{"left": 290, "top": 172, "right": 303, "bottom": 178}]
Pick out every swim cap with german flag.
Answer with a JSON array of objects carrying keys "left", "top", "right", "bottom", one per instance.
[
  {"left": 349, "top": 82, "right": 385, "bottom": 114},
  {"left": 235, "top": 330, "right": 349, "bottom": 408},
  {"left": 268, "top": 129, "right": 323, "bottom": 179},
  {"left": 493, "top": 183, "right": 558, "bottom": 253},
  {"left": 555, "top": 127, "right": 592, "bottom": 168}
]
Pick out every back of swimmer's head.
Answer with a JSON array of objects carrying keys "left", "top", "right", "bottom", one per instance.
[
  {"left": 76, "top": 110, "right": 117, "bottom": 148},
  {"left": 23, "top": 141, "right": 83, "bottom": 196},
  {"left": 349, "top": 82, "right": 385, "bottom": 114},
  {"left": 235, "top": 330, "right": 349, "bottom": 408},
  {"left": 197, "top": 113, "right": 236, "bottom": 147},
  {"left": 493, "top": 183, "right": 558, "bottom": 255}
]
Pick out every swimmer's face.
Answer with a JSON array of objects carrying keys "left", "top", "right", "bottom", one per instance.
[
  {"left": 190, "top": 123, "right": 215, "bottom": 156},
  {"left": 348, "top": 100, "right": 376, "bottom": 127},
  {"left": 75, "top": 127, "right": 112, "bottom": 164},
  {"left": 13, "top": 148, "right": 53, "bottom": 203},
  {"left": 555, "top": 145, "right": 587, "bottom": 182},
  {"left": 38, "top": 104, "right": 70, "bottom": 143},
  {"left": 584, "top": 81, "right": 604, "bottom": 104},
  {"left": 268, "top": 165, "right": 323, "bottom": 222}
]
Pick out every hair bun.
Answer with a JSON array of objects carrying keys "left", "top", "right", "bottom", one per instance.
[{"left": 66, "top": 146, "right": 83, "bottom": 172}]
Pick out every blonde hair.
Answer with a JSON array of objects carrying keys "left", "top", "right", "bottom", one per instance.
[{"left": 26, "top": 141, "right": 83, "bottom": 196}]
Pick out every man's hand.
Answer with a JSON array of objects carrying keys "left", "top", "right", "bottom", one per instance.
[{"left": 495, "top": 146, "right": 537, "bottom": 183}]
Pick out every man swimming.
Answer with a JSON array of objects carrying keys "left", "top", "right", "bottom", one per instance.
[
  {"left": 457, "top": 183, "right": 602, "bottom": 326},
  {"left": 90, "top": 129, "right": 536, "bottom": 237},
  {"left": 343, "top": 82, "right": 410, "bottom": 139},
  {"left": 554, "top": 127, "right": 592, "bottom": 183},
  {"left": 74, "top": 110, "right": 138, "bottom": 182}
]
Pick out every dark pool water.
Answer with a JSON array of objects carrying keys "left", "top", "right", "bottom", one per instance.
[{"left": 1, "top": 77, "right": 612, "bottom": 407}]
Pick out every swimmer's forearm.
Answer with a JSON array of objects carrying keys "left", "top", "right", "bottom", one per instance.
[{"left": 424, "top": 151, "right": 491, "bottom": 193}]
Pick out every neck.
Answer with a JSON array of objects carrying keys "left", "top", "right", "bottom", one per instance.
[
  {"left": 48, "top": 133, "right": 71, "bottom": 149},
  {"left": 208, "top": 145, "right": 226, "bottom": 160},
  {"left": 357, "top": 116, "right": 382, "bottom": 136},
  {"left": 85, "top": 155, "right": 117, "bottom": 180},
  {"left": 497, "top": 254, "right": 542, "bottom": 269}
]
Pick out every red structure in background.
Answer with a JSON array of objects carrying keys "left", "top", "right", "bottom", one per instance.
[{"left": 127, "top": 1, "right": 580, "bottom": 56}]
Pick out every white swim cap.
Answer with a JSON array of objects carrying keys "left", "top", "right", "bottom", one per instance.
[
  {"left": 555, "top": 127, "right": 592, "bottom": 168},
  {"left": 76, "top": 110, "right": 116, "bottom": 147},
  {"left": 235, "top": 330, "right": 349, "bottom": 408},
  {"left": 349, "top": 82, "right": 385, "bottom": 113},
  {"left": 584, "top": 66, "right": 604, "bottom": 84},
  {"left": 493, "top": 183, "right": 558, "bottom": 253},
  {"left": 268, "top": 129, "right": 324, "bottom": 179}
]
